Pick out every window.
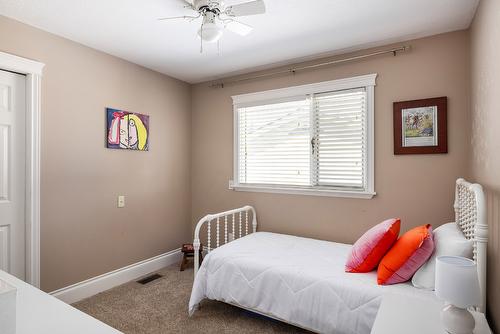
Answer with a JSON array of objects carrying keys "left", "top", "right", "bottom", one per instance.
[{"left": 231, "top": 74, "right": 376, "bottom": 199}]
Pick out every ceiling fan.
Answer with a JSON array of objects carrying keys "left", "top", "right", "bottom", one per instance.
[{"left": 159, "top": 0, "right": 266, "bottom": 46}]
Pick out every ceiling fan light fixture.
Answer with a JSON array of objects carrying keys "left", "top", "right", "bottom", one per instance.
[
  {"left": 160, "top": 0, "right": 267, "bottom": 49},
  {"left": 198, "top": 22, "right": 223, "bottom": 43}
]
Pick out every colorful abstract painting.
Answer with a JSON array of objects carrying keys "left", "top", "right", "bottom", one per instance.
[{"left": 107, "top": 108, "right": 149, "bottom": 151}]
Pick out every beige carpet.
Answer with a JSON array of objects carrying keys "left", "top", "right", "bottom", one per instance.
[{"left": 74, "top": 265, "right": 310, "bottom": 334}]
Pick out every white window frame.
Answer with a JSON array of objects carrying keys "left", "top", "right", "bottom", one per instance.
[{"left": 230, "top": 74, "right": 377, "bottom": 199}]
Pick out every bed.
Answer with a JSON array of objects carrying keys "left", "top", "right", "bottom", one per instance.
[{"left": 188, "top": 178, "right": 488, "bottom": 334}]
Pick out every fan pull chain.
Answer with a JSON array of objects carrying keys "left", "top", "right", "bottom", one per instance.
[{"left": 200, "top": 22, "right": 204, "bottom": 53}]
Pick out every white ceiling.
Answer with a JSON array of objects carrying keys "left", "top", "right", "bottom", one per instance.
[{"left": 0, "top": 0, "right": 479, "bottom": 83}]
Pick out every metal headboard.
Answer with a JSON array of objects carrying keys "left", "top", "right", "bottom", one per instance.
[
  {"left": 454, "top": 178, "right": 488, "bottom": 313},
  {"left": 193, "top": 206, "right": 257, "bottom": 277}
]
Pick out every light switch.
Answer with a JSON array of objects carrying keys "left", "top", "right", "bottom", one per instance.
[{"left": 117, "top": 195, "right": 125, "bottom": 208}]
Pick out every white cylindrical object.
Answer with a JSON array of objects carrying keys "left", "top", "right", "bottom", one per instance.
[
  {"left": 198, "top": 13, "right": 223, "bottom": 43},
  {"left": 435, "top": 256, "right": 481, "bottom": 309},
  {"left": 0, "top": 279, "right": 16, "bottom": 334}
]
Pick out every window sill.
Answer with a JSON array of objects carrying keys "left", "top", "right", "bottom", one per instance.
[{"left": 229, "top": 183, "right": 376, "bottom": 199}]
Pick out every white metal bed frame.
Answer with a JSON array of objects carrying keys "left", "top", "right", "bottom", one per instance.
[
  {"left": 193, "top": 205, "right": 257, "bottom": 277},
  {"left": 193, "top": 178, "right": 488, "bottom": 313}
]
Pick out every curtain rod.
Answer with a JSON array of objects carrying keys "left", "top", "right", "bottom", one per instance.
[{"left": 209, "top": 45, "right": 411, "bottom": 88}]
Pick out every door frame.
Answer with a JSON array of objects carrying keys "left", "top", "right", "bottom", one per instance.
[{"left": 0, "top": 51, "right": 44, "bottom": 287}]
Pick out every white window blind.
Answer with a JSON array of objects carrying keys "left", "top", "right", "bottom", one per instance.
[
  {"left": 238, "top": 98, "right": 311, "bottom": 186},
  {"left": 233, "top": 74, "right": 376, "bottom": 198},
  {"left": 313, "top": 88, "right": 366, "bottom": 189}
]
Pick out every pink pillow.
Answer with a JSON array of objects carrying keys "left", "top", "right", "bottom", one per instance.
[
  {"left": 345, "top": 219, "right": 401, "bottom": 273},
  {"left": 378, "top": 224, "right": 435, "bottom": 285}
]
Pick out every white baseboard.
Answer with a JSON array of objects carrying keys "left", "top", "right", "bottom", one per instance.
[{"left": 50, "top": 248, "right": 182, "bottom": 304}]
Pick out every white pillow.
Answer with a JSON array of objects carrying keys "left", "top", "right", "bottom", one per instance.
[{"left": 412, "top": 223, "right": 473, "bottom": 290}]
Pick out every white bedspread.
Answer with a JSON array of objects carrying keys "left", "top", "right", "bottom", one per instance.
[{"left": 189, "top": 232, "right": 436, "bottom": 334}]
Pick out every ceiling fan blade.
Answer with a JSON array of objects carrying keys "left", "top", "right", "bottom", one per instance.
[
  {"left": 225, "top": 0, "right": 266, "bottom": 17},
  {"left": 177, "top": 0, "right": 194, "bottom": 5},
  {"left": 158, "top": 14, "right": 200, "bottom": 21},
  {"left": 158, "top": 0, "right": 196, "bottom": 20},
  {"left": 225, "top": 19, "right": 254, "bottom": 36},
  {"left": 169, "top": 0, "right": 195, "bottom": 11}
]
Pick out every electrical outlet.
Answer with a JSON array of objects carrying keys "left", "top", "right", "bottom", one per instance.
[{"left": 117, "top": 195, "right": 125, "bottom": 208}]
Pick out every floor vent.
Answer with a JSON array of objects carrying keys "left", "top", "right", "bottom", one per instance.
[{"left": 137, "top": 273, "right": 163, "bottom": 285}]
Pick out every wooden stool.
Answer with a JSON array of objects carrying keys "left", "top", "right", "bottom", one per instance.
[{"left": 180, "top": 243, "right": 203, "bottom": 271}]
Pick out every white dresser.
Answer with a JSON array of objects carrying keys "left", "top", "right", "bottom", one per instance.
[{"left": 0, "top": 270, "right": 122, "bottom": 334}]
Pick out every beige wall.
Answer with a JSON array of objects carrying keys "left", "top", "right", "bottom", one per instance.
[
  {"left": 470, "top": 0, "right": 500, "bottom": 331},
  {"left": 191, "top": 31, "right": 470, "bottom": 246},
  {"left": 0, "top": 16, "right": 192, "bottom": 292}
]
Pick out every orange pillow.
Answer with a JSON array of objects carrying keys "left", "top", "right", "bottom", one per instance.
[{"left": 377, "top": 224, "right": 434, "bottom": 285}]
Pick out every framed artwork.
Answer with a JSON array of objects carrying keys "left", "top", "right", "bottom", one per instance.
[
  {"left": 393, "top": 97, "right": 447, "bottom": 155},
  {"left": 106, "top": 108, "right": 149, "bottom": 151}
]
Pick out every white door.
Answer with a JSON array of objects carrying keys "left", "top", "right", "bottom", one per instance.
[{"left": 0, "top": 70, "right": 26, "bottom": 280}]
